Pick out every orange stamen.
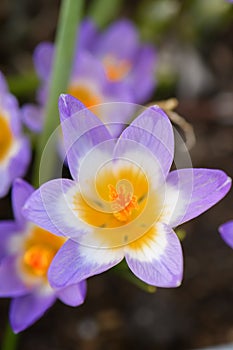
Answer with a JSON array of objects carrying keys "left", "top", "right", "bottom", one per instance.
[
  {"left": 23, "top": 245, "right": 54, "bottom": 277},
  {"left": 108, "top": 183, "right": 139, "bottom": 222},
  {"left": 103, "top": 55, "right": 131, "bottom": 82},
  {"left": 21, "top": 226, "right": 65, "bottom": 281}
]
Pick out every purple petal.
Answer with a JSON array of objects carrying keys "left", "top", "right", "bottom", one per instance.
[
  {"left": 57, "top": 280, "right": 87, "bottom": 306},
  {"left": 59, "top": 94, "right": 112, "bottom": 180},
  {"left": 8, "top": 137, "right": 31, "bottom": 188},
  {"left": 59, "top": 93, "right": 86, "bottom": 123},
  {"left": 102, "top": 80, "right": 134, "bottom": 103},
  {"left": 33, "top": 42, "right": 54, "bottom": 81},
  {"left": 95, "top": 20, "right": 138, "bottom": 59},
  {"left": 130, "top": 45, "right": 157, "bottom": 103},
  {"left": 12, "top": 178, "right": 34, "bottom": 227},
  {"left": 114, "top": 106, "right": 174, "bottom": 180},
  {"left": 23, "top": 179, "right": 90, "bottom": 239},
  {"left": 10, "top": 292, "right": 56, "bottom": 333},
  {"left": 125, "top": 223, "right": 183, "bottom": 287},
  {"left": 48, "top": 239, "right": 124, "bottom": 288},
  {"left": 36, "top": 84, "right": 48, "bottom": 105},
  {"left": 4, "top": 94, "right": 21, "bottom": 136},
  {"left": 126, "top": 106, "right": 174, "bottom": 157},
  {"left": 21, "top": 104, "right": 44, "bottom": 132},
  {"left": 77, "top": 19, "right": 98, "bottom": 51},
  {"left": 72, "top": 51, "right": 106, "bottom": 86},
  {"left": 163, "top": 169, "right": 232, "bottom": 227},
  {"left": 0, "top": 256, "right": 29, "bottom": 297},
  {"left": 219, "top": 221, "right": 233, "bottom": 249}
]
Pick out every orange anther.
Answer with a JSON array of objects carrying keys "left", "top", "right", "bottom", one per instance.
[
  {"left": 108, "top": 183, "right": 138, "bottom": 222},
  {"left": 103, "top": 55, "right": 131, "bottom": 82},
  {"left": 23, "top": 245, "right": 54, "bottom": 277}
]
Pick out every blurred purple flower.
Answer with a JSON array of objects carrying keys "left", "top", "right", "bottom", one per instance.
[
  {"left": 0, "top": 72, "right": 31, "bottom": 197},
  {"left": 219, "top": 221, "right": 233, "bottom": 249},
  {"left": 0, "top": 179, "right": 86, "bottom": 333},
  {"left": 22, "top": 19, "right": 156, "bottom": 133},
  {"left": 23, "top": 94, "right": 231, "bottom": 289}
]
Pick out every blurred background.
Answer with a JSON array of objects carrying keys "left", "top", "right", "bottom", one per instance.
[{"left": 0, "top": 0, "right": 233, "bottom": 349}]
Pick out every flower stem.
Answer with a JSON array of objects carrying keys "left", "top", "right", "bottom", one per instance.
[
  {"left": 112, "top": 260, "right": 156, "bottom": 293},
  {"left": 33, "top": 0, "right": 84, "bottom": 187},
  {"left": 2, "top": 323, "right": 18, "bottom": 350}
]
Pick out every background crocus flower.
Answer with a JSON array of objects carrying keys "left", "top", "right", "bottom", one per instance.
[
  {"left": 0, "top": 178, "right": 86, "bottom": 333},
  {"left": 23, "top": 94, "right": 231, "bottom": 289},
  {"left": 219, "top": 221, "right": 233, "bottom": 249},
  {"left": 0, "top": 71, "right": 31, "bottom": 197},
  {"left": 22, "top": 18, "right": 156, "bottom": 133}
]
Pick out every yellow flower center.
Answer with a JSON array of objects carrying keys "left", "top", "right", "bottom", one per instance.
[
  {"left": 68, "top": 84, "right": 102, "bottom": 108},
  {"left": 74, "top": 165, "right": 148, "bottom": 228},
  {"left": 73, "top": 162, "right": 161, "bottom": 247},
  {"left": 103, "top": 55, "right": 131, "bottom": 82},
  {"left": 0, "top": 114, "right": 13, "bottom": 162},
  {"left": 21, "top": 226, "right": 65, "bottom": 281}
]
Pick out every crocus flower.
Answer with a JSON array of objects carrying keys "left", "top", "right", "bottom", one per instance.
[
  {"left": 0, "top": 72, "right": 30, "bottom": 197},
  {"left": 219, "top": 221, "right": 233, "bottom": 249},
  {"left": 0, "top": 178, "right": 86, "bottom": 333},
  {"left": 22, "top": 19, "right": 156, "bottom": 133},
  {"left": 23, "top": 94, "right": 231, "bottom": 289}
]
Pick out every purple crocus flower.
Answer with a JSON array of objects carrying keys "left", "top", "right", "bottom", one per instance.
[
  {"left": 22, "top": 19, "right": 156, "bottom": 133},
  {"left": 0, "top": 72, "right": 31, "bottom": 197},
  {"left": 23, "top": 94, "right": 231, "bottom": 289},
  {"left": 0, "top": 178, "right": 86, "bottom": 333},
  {"left": 219, "top": 221, "right": 233, "bottom": 249}
]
